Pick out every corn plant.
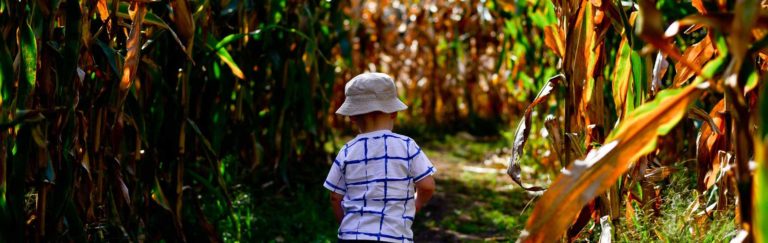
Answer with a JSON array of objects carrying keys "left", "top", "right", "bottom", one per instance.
[
  {"left": 507, "top": 0, "right": 768, "bottom": 241},
  {"left": 0, "top": 0, "right": 344, "bottom": 241}
]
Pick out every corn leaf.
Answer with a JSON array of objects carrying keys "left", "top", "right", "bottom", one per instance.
[
  {"left": 755, "top": 73, "right": 768, "bottom": 242},
  {"left": 96, "top": 0, "right": 109, "bottom": 21},
  {"left": 0, "top": 37, "right": 12, "bottom": 110},
  {"left": 117, "top": 1, "right": 190, "bottom": 60},
  {"left": 519, "top": 81, "right": 704, "bottom": 242},
  {"left": 674, "top": 35, "right": 714, "bottom": 86},
  {"left": 18, "top": 22, "right": 37, "bottom": 101},
  {"left": 543, "top": 25, "right": 565, "bottom": 58},
  {"left": 755, "top": 139, "right": 767, "bottom": 241},
  {"left": 119, "top": 2, "right": 145, "bottom": 93},
  {"left": 206, "top": 34, "right": 245, "bottom": 80},
  {"left": 612, "top": 37, "right": 632, "bottom": 119},
  {"left": 171, "top": 0, "right": 195, "bottom": 42},
  {"left": 506, "top": 74, "right": 564, "bottom": 191},
  {"left": 151, "top": 176, "right": 171, "bottom": 211}
]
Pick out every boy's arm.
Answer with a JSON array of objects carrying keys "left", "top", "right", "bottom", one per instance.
[
  {"left": 330, "top": 192, "right": 344, "bottom": 223},
  {"left": 414, "top": 175, "right": 436, "bottom": 213}
]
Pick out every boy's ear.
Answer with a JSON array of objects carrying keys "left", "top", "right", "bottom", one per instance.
[{"left": 389, "top": 113, "right": 396, "bottom": 119}]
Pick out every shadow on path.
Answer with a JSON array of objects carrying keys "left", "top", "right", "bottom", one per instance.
[{"left": 412, "top": 136, "right": 535, "bottom": 242}]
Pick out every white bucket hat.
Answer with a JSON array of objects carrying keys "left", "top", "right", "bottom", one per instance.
[{"left": 335, "top": 72, "right": 408, "bottom": 116}]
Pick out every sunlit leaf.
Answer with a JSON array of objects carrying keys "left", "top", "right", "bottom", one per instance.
[
  {"left": 520, "top": 82, "right": 705, "bottom": 242},
  {"left": 630, "top": 49, "right": 645, "bottom": 107},
  {"left": 117, "top": 1, "right": 190, "bottom": 60},
  {"left": 206, "top": 34, "right": 246, "bottom": 80},
  {"left": 612, "top": 37, "right": 632, "bottom": 119},
  {"left": 215, "top": 33, "right": 251, "bottom": 51},
  {"left": 691, "top": 0, "right": 708, "bottom": 13},
  {"left": 506, "top": 74, "right": 564, "bottom": 191},
  {"left": 755, "top": 73, "right": 768, "bottom": 242},
  {"left": 674, "top": 35, "right": 714, "bottom": 87},
  {"left": 119, "top": 2, "right": 145, "bottom": 92},
  {"left": 543, "top": 26, "right": 565, "bottom": 58},
  {"left": 96, "top": 0, "right": 109, "bottom": 22}
]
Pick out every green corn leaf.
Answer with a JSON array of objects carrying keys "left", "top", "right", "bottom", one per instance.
[
  {"left": 214, "top": 29, "right": 264, "bottom": 51},
  {"left": 151, "top": 176, "right": 171, "bottom": 211},
  {"left": 0, "top": 37, "right": 12, "bottom": 111},
  {"left": 19, "top": 22, "right": 37, "bottom": 95},
  {"left": 630, "top": 50, "right": 645, "bottom": 107},
  {"left": 206, "top": 34, "right": 245, "bottom": 80}
]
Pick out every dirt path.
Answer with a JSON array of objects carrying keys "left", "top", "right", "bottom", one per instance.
[{"left": 412, "top": 133, "right": 534, "bottom": 242}]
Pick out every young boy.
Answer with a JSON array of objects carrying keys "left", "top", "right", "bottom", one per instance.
[{"left": 324, "top": 73, "right": 436, "bottom": 242}]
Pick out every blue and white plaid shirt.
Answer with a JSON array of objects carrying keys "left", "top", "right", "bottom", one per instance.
[{"left": 324, "top": 130, "right": 436, "bottom": 242}]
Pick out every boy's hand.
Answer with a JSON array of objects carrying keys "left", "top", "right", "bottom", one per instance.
[
  {"left": 330, "top": 192, "right": 344, "bottom": 223},
  {"left": 414, "top": 175, "right": 436, "bottom": 213}
]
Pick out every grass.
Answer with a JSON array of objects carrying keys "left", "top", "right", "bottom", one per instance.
[
  {"left": 250, "top": 184, "right": 338, "bottom": 242},
  {"left": 572, "top": 166, "right": 738, "bottom": 242},
  {"left": 613, "top": 170, "right": 737, "bottom": 242}
]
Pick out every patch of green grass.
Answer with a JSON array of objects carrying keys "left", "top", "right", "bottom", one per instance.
[
  {"left": 414, "top": 177, "right": 530, "bottom": 239},
  {"left": 425, "top": 132, "right": 510, "bottom": 163},
  {"left": 599, "top": 169, "right": 737, "bottom": 242},
  {"left": 250, "top": 184, "right": 338, "bottom": 242}
]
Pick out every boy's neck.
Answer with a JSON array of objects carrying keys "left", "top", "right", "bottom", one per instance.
[
  {"left": 355, "top": 112, "right": 395, "bottom": 134},
  {"left": 359, "top": 123, "right": 393, "bottom": 134}
]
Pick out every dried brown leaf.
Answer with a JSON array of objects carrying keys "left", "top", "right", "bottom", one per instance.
[
  {"left": 171, "top": 0, "right": 195, "bottom": 45},
  {"left": 119, "top": 2, "right": 146, "bottom": 92},
  {"left": 675, "top": 35, "right": 715, "bottom": 86},
  {"left": 97, "top": 0, "right": 109, "bottom": 22},
  {"left": 507, "top": 74, "right": 564, "bottom": 191}
]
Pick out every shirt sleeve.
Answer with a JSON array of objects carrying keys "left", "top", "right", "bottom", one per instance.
[
  {"left": 408, "top": 141, "right": 436, "bottom": 182},
  {"left": 323, "top": 153, "right": 347, "bottom": 195}
]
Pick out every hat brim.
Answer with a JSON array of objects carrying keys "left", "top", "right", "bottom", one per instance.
[{"left": 335, "top": 98, "right": 408, "bottom": 116}]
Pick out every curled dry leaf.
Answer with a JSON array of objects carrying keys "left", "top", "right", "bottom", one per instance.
[
  {"left": 544, "top": 115, "right": 564, "bottom": 168},
  {"left": 507, "top": 74, "right": 565, "bottom": 191},
  {"left": 688, "top": 106, "right": 722, "bottom": 135},
  {"left": 696, "top": 99, "right": 725, "bottom": 191},
  {"left": 599, "top": 215, "right": 612, "bottom": 243},
  {"left": 120, "top": 2, "right": 146, "bottom": 92},
  {"left": 117, "top": 2, "right": 192, "bottom": 61},
  {"left": 519, "top": 81, "right": 705, "bottom": 242},
  {"left": 651, "top": 50, "right": 669, "bottom": 96}
]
